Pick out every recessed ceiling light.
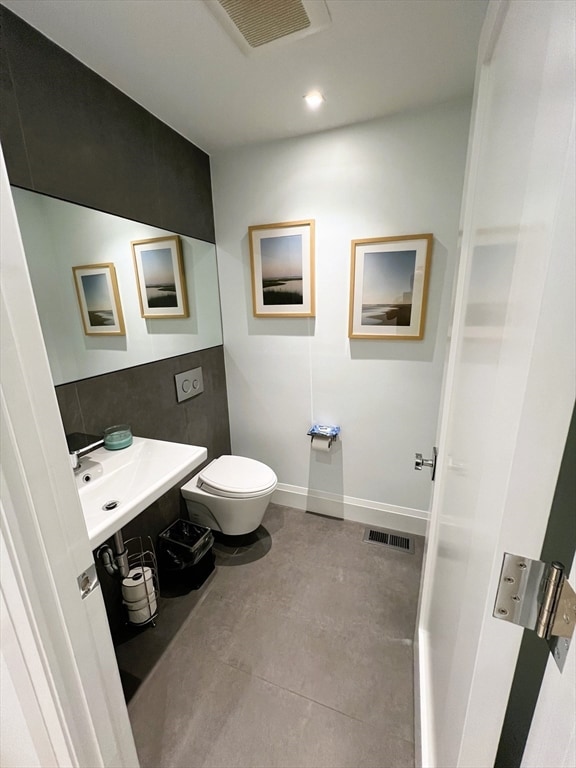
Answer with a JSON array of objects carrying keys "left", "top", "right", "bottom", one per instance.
[{"left": 304, "top": 90, "right": 325, "bottom": 109}]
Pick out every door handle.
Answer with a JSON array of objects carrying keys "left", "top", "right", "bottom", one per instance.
[
  {"left": 414, "top": 446, "right": 438, "bottom": 480},
  {"left": 415, "top": 454, "right": 434, "bottom": 470}
]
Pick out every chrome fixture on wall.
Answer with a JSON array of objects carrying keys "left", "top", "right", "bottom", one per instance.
[{"left": 414, "top": 446, "right": 438, "bottom": 481}]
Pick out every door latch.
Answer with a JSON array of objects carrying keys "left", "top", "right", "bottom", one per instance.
[
  {"left": 77, "top": 562, "right": 99, "bottom": 600},
  {"left": 414, "top": 446, "right": 438, "bottom": 481},
  {"left": 493, "top": 553, "right": 576, "bottom": 671}
]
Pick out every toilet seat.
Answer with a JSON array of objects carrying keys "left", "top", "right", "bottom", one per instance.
[{"left": 197, "top": 455, "right": 277, "bottom": 499}]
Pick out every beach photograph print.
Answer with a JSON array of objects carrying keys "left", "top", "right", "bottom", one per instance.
[
  {"left": 362, "top": 249, "right": 416, "bottom": 326},
  {"left": 131, "top": 235, "right": 189, "bottom": 318},
  {"left": 349, "top": 234, "right": 432, "bottom": 339},
  {"left": 72, "top": 263, "right": 125, "bottom": 336},
  {"left": 249, "top": 220, "right": 315, "bottom": 317},
  {"left": 261, "top": 234, "right": 303, "bottom": 305}
]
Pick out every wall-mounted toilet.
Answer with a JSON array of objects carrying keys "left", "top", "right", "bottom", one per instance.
[{"left": 181, "top": 455, "right": 277, "bottom": 536}]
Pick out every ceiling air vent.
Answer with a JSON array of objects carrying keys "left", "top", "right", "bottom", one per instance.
[{"left": 206, "top": 0, "right": 331, "bottom": 55}]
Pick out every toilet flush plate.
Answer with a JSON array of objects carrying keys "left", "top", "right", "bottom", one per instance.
[{"left": 175, "top": 367, "right": 204, "bottom": 402}]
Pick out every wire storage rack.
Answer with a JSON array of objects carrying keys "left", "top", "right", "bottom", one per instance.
[{"left": 122, "top": 536, "right": 159, "bottom": 628}]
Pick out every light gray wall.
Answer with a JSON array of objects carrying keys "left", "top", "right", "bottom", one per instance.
[{"left": 211, "top": 98, "right": 471, "bottom": 526}]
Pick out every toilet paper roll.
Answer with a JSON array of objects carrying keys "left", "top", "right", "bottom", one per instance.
[
  {"left": 122, "top": 567, "right": 155, "bottom": 602},
  {"left": 125, "top": 596, "right": 157, "bottom": 625},
  {"left": 311, "top": 435, "right": 332, "bottom": 453},
  {"left": 123, "top": 594, "right": 158, "bottom": 612}
]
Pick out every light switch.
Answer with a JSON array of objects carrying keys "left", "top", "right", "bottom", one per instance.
[{"left": 175, "top": 367, "right": 204, "bottom": 402}]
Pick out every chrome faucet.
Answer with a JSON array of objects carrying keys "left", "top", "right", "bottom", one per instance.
[{"left": 66, "top": 433, "right": 104, "bottom": 471}]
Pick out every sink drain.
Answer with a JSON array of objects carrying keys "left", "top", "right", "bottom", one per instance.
[{"left": 102, "top": 500, "right": 119, "bottom": 511}]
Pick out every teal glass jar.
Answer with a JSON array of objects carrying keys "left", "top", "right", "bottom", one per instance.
[{"left": 103, "top": 424, "right": 133, "bottom": 450}]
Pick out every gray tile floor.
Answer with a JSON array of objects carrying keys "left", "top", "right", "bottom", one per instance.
[{"left": 127, "top": 504, "right": 424, "bottom": 768}]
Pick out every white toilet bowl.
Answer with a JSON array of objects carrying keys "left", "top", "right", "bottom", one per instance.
[{"left": 181, "top": 455, "right": 277, "bottom": 536}]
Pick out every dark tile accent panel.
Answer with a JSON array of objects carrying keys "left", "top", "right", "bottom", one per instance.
[
  {"left": 0, "top": 40, "right": 32, "bottom": 187},
  {"left": 0, "top": 5, "right": 215, "bottom": 243},
  {"left": 2, "top": 7, "right": 158, "bottom": 225},
  {"left": 55, "top": 346, "right": 231, "bottom": 638},
  {"left": 56, "top": 347, "right": 230, "bottom": 458},
  {"left": 152, "top": 119, "right": 215, "bottom": 243},
  {"left": 54, "top": 385, "right": 86, "bottom": 435}
]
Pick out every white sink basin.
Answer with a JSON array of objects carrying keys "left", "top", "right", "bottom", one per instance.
[{"left": 75, "top": 436, "right": 207, "bottom": 548}]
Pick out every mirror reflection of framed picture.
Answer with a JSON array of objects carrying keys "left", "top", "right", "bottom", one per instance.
[
  {"left": 131, "top": 235, "right": 189, "bottom": 319},
  {"left": 248, "top": 220, "right": 315, "bottom": 318},
  {"left": 72, "top": 263, "right": 126, "bottom": 336},
  {"left": 349, "top": 233, "right": 432, "bottom": 340}
]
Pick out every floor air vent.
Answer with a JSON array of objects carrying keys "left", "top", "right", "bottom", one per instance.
[{"left": 363, "top": 527, "right": 414, "bottom": 554}]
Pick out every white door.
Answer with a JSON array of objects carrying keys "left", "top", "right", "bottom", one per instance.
[
  {"left": 521, "top": 559, "right": 576, "bottom": 768},
  {"left": 0, "top": 147, "right": 139, "bottom": 767},
  {"left": 417, "top": 1, "right": 575, "bottom": 767}
]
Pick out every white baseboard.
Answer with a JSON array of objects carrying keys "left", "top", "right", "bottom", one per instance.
[
  {"left": 416, "top": 627, "right": 436, "bottom": 768},
  {"left": 272, "top": 483, "right": 428, "bottom": 536}
]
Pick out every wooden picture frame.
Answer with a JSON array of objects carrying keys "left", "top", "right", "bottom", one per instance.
[
  {"left": 131, "top": 235, "right": 189, "bottom": 319},
  {"left": 72, "top": 263, "right": 125, "bottom": 336},
  {"left": 248, "top": 220, "right": 315, "bottom": 317},
  {"left": 349, "top": 233, "right": 432, "bottom": 340}
]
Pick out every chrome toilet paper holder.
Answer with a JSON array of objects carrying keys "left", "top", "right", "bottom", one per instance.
[{"left": 307, "top": 424, "right": 341, "bottom": 450}]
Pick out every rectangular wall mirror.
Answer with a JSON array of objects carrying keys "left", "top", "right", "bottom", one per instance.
[{"left": 12, "top": 187, "right": 223, "bottom": 385}]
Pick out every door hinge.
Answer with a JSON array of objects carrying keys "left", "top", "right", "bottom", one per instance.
[{"left": 493, "top": 553, "right": 576, "bottom": 671}]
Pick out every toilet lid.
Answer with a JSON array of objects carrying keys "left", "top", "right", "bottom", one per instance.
[{"left": 198, "top": 455, "right": 277, "bottom": 498}]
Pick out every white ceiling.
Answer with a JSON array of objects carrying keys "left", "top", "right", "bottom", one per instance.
[{"left": 4, "top": 0, "right": 488, "bottom": 155}]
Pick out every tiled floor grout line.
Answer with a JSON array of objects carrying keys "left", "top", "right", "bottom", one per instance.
[
  {"left": 126, "top": 506, "right": 424, "bottom": 767},
  {"left": 127, "top": 570, "right": 221, "bottom": 711},
  {"left": 215, "top": 656, "right": 416, "bottom": 746},
  {"left": 128, "top": 571, "right": 418, "bottom": 715}
]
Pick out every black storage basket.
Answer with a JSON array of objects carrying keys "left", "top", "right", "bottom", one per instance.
[{"left": 158, "top": 519, "right": 214, "bottom": 590}]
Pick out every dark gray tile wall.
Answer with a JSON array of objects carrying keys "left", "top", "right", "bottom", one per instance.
[
  {"left": 0, "top": 5, "right": 215, "bottom": 242},
  {"left": 0, "top": 39, "right": 32, "bottom": 186},
  {"left": 1, "top": 5, "right": 229, "bottom": 639},
  {"left": 56, "top": 346, "right": 231, "bottom": 637},
  {"left": 56, "top": 347, "right": 229, "bottom": 451}
]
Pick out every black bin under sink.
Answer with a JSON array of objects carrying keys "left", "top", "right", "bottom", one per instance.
[{"left": 158, "top": 519, "right": 215, "bottom": 592}]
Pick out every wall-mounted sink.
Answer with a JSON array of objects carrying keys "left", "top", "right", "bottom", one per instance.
[{"left": 76, "top": 437, "right": 207, "bottom": 548}]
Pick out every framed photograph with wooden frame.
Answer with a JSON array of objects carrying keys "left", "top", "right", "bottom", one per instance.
[
  {"left": 131, "top": 235, "right": 189, "bottom": 319},
  {"left": 248, "top": 220, "right": 315, "bottom": 318},
  {"left": 348, "top": 233, "right": 432, "bottom": 340},
  {"left": 72, "top": 263, "right": 126, "bottom": 336}
]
